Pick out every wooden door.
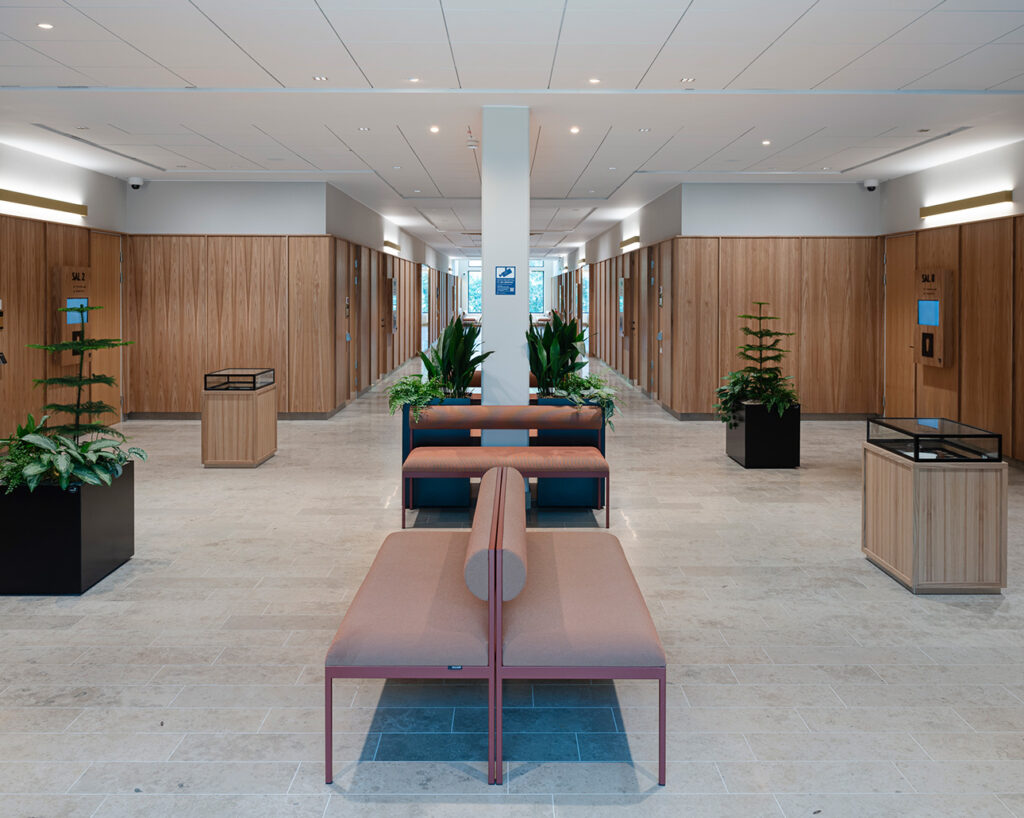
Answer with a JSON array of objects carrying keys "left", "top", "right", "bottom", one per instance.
[
  {"left": 335, "top": 238, "right": 350, "bottom": 408},
  {"left": 358, "top": 247, "right": 371, "bottom": 393},
  {"left": 658, "top": 240, "right": 673, "bottom": 411},
  {"left": 647, "top": 247, "right": 659, "bottom": 397},
  {"left": 883, "top": 234, "right": 917, "bottom": 417}
]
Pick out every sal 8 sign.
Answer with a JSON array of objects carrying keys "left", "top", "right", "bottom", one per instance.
[{"left": 915, "top": 268, "right": 953, "bottom": 368}]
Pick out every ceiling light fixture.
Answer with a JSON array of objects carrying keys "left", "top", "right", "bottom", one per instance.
[
  {"left": 588, "top": 189, "right": 595, "bottom": 193},
  {"left": 313, "top": 75, "right": 328, "bottom": 81},
  {"left": 392, "top": 165, "right": 401, "bottom": 169},
  {"left": 919, "top": 189, "right": 1013, "bottom": 219},
  {"left": 75, "top": 126, "right": 89, "bottom": 130},
  {"left": 761, "top": 139, "right": 771, "bottom": 146},
  {"left": 413, "top": 189, "right": 421, "bottom": 193},
  {"left": 680, "top": 76, "right": 694, "bottom": 83},
  {"left": 638, "top": 127, "right": 650, "bottom": 133},
  {"left": 383, "top": 240, "right": 402, "bottom": 252},
  {"left": 619, "top": 235, "right": 640, "bottom": 252},
  {"left": 37, "top": 23, "right": 53, "bottom": 29},
  {"left": 608, "top": 166, "right": 616, "bottom": 170},
  {"left": 358, "top": 126, "right": 370, "bottom": 131},
  {"left": 569, "top": 126, "right": 580, "bottom": 134},
  {"left": 0, "top": 187, "right": 86, "bottom": 217},
  {"left": 408, "top": 77, "right": 420, "bottom": 83},
  {"left": 429, "top": 125, "right": 439, "bottom": 133},
  {"left": 589, "top": 78, "right": 600, "bottom": 84},
  {"left": 822, "top": 166, "right": 831, "bottom": 171}
]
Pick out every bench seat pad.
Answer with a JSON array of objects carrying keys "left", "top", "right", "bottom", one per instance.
[
  {"left": 502, "top": 532, "right": 666, "bottom": 668},
  {"left": 326, "top": 531, "right": 488, "bottom": 668},
  {"left": 403, "top": 446, "right": 608, "bottom": 476}
]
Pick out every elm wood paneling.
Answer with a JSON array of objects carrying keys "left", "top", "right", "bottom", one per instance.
[
  {"left": 334, "top": 238, "right": 351, "bottom": 409},
  {"left": 0, "top": 216, "right": 46, "bottom": 434},
  {"left": 671, "top": 237, "right": 719, "bottom": 414},
  {"left": 287, "top": 236, "right": 335, "bottom": 413},
  {"left": 358, "top": 246, "right": 371, "bottom": 393},
  {"left": 798, "top": 238, "right": 883, "bottom": 414},
  {"left": 369, "top": 249, "right": 380, "bottom": 384},
  {"left": 658, "top": 240, "right": 673, "bottom": 409},
  {"left": 126, "top": 236, "right": 207, "bottom": 413},
  {"left": 44, "top": 224, "right": 92, "bottom": 423},
  {"left": 959, "top": 219, "right": 1013, "bottom": 445},
  {"left": 88, "top": 232, "right": 123, "bottom": 422},
  {"left": 915, "top": 226, "right": 960, "bottom": 420},
  {"left": 884, "top": 234, "right": 918, "bottom": 418},
  {"left": 718, "top": 238, "right": 802, "bottom": 397},
  {"left": 1016, "top": 218, "right": 1024, "bottom": 461},
  {"left": 205, "top": 236, "right": 288, "bottom": 412}
]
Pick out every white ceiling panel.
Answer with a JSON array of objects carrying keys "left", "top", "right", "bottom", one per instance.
[
  {"left": 0, "top": 65, "right": 94, "bottom": 85},
  {"left": 782, "top": 7, "right": 924, "bottom": 44},
  {"left": 0, "top": 41, "right": 59, "bottom": 66},
  {"left": 731, "top": 42, "right": 868, "bottom": 89},
  {"left": 442, "top": 8, "right": 561, "bottom": 43},
  {"left": 29, "top": 40, "right": 164, "bottom": 68},
  {"left": 905, "top": 43, "right": 1024, "bottom": 90},
  {"left": 890, "top": 10, "right": 1024, "bottom": 44},
  {"left": 0, "top": 7, "right": 117, "bottom": 41},
  {"left": 77, "top": 65, "right": 185, "bottom": 87},
  {"left": 638, "top": 41, "right": 769, "bottom": 89},
  {"left": 558, "top": 8, "right": 683, "bottom": 44},
  {"left": 345, "top": 42, "right": 458, "bottom": 88},
  {"left": 318, "top": 7, "right": 447, "bottom": 43},
  {"left": 669, "top": 9, "right": 803, "bottom": 45},
  {"left": 452, "top": 44, "right": 553, "bottom": 88},
  {"left": 549, "top": 44, "right": 656, "bottom": 89},
  {"left": 816, "top": 42, "right": 978, "bottom": 89}
]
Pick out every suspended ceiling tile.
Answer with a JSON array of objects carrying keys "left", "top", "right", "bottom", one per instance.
[
  {"left": 0, "top": 65, "right": 95, "bottom": 85},
  {"left": 345, "top": 42, "right": 458, "bottom": 88},
  {"left": 29, "top": 40, "right": 167, "bottom": 68},
  {"left": 889, "top": 10, "right": 1024, "bottom": 44},
  {"left": 638, "top": 40, "right": 769, "bottom": 89},
  {"left": 558, "top": 7, "right": 684, "bottom": 44},
  {"left": 451, "top": 43, "right": 553, "bottom": 88},
  {"left": 317, "top": 7, "right": 447, "bottom": 42},
  {"left": 441, "top": 7, "right": 561, "bottom": 42},
  {"left": 0, "top": 41, "right": 60, "bottom": 66},
  {"left": 176, "top": 65, "right": 278, "bottom": 87},
  {"left": 76, "top": 65, "right": 187, "bottom": 87},
  {"left": 731, "top": 42, "right": 868, "bottom": 89},
  {"left": 781, "top": 7, "right": 925, "bottom": 44},
  {"left": 815, "top": 42, "right": 978, "bottom": 89},
  {"left": 904, "top": 43, "right": 1024, "bottom": 90},
  {"left": 549, "top": 45, "right": 656, "bottom": 89},
  {"left": 0, "top": 6, "right": 117, "bottom": 40}
]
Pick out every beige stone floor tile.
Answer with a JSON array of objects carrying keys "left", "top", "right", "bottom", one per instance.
[
  {"left": 0, "top": 663, "right": 162, "bottom": 686},
  {"left": 718, "top": 760, "right": 911, "bottom": 794},
  {"left": 775, "top": 793, "right": 1015, "bottom": 817},
  {"left": 552, "top": 793, "right": 783, "bottom": 817},
  {"left": 745, "top": 731, "right": 929, "bottom": 761},
  {"left": 913, "top": 733, "right": 1024, "bottom": 761},
  {"left": 69, "top": 761, "right": 300, "bottom": 794},
  {"left": 0, "top": 732, "right": 183, "bottom": 762},
  {"left": 65, "top": 707, "right": 269, "bottom": 734},
  {"left": 996, "top": 793, "right": 1024, "bottom": 816},
  {"left": 798, "top": 706, "right": 973, "bottom": 733},
  {"left": 958, "top": 709, "right": 1024, "bottom": 732},
  {"left": 294, "top": 760, "right": 494, "bottom": 794},
  {"left": 896, "top": 761, "right": 1024, "bottom": 794},
  {"left": 0, "top": 708, "right": 83, "bottom": 732},
  {"left": 93, "top": 793, "right": 330, "bottom": 818},
  {"left": 326, "top": 794, "right": 554, "bottom": 815},
  {"left": 151, "top": 664, "right": 304, "bottom": 685},
  {"left": 834, "top": 683, "right": 1022, "bottom": 708},
  {"left": 0, "top": 761, "right": 91, "bottom": 793},
  {"left": 168, "top": 684, "right": 324, "bottom": 708},
  {"left": 170, "top": 731, "right": 371, "bottom": 763},
  {"left": 0, "top": 794, "right": 105, "bottom": 817},
  {"left": 507, "top": 761, "right": 720, "bottom": 794},
  {"left": 0, "top": 684, "right": 182, "bottom": 708},
  {"left": 682, "top": 684, "right": 843, "bottom": 708},
  {"left": 728, "top": 664, "right": 884, "bottom": 685},
  {"left": 874, "top": 664, "right": 1024, "bottom": 685},
  {"left": 617, "top": 706, "right": 809, "bottom": 734}
]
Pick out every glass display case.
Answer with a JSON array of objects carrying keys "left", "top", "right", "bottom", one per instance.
[
  {"left": 204, "top": 368, "right": 275, "bottom": 391},
  {"left": 867, "top": 417, "right": 1001, "bottom": 462}
]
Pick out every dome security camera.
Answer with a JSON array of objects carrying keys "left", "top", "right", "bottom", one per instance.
[
  {"left": 863, "top": 179, "right": 879, "bottom": 192},
  {"left": 128, "top": 176, "right": 144, "bottom": 190}
]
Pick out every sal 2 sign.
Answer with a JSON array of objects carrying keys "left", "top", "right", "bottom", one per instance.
[{"left": 495, "top": 266, "right": 516, "bottom": 296}]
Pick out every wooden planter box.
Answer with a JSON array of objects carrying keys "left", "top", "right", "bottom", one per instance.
[
  {"left": 726, "top": 402, "right": 800, "bottom": 469},
  {"left": 862, "top": 442, "right": 1007, "bottom": 594},
  {"left": 0, "top": 462, "right": 134, "bottom": 595}
]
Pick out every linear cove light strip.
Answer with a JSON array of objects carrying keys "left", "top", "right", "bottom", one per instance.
[
  {"left": 920, "top": 190, "right": 1012, "bottom": 219},
  {"left": 383, "top": 240, "right": 401, "bottom": 251},
  {"left": 619, "top": 235, "right": 640, "bottom": 249},
  {"left": 0, "top": 188, "right": 87, "bottom": 217}
]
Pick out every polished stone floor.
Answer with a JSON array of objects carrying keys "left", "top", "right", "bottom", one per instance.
[{"left": 1, "top": 360, "right": 1023, "bottom": 817}]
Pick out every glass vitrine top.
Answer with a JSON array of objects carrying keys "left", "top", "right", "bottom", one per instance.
[
  {"left": 872, "top": 417, "right": 994, "bottom": 437},
  {"left": 204, "top": 368, "right": 275, "bottom": 391},
  {"left": 867, "top": 417, "right": 1001, "bottom": 462}
]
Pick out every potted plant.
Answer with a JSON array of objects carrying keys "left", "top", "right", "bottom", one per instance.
[
  {"left": 526, "top": 314, "right": 616, "bottom": 507},
  {"left": 389, "top": 313, "right": 492, "bottom": 508},
  {"left": 715, "top": 301, "right": 800, "bottom": 469},
  {"left": 0, "top": 305, "right": 147, "bottom": 594}
]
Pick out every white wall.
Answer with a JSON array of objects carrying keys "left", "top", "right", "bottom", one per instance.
[
  {"left": 126, "top": 181, "right": 326, "bottom": 234},
  {"left": 881, "top": 140, "right": 1024, "bottom": 234},
  {"left": 585, "top": 184, "right": 682, "bottom": 263},
  {"left": 680, "top": 183, "right": 882, "bottom": 237},
  {"left": 0, "top": 142, "right": 125, "bottom": 231}
]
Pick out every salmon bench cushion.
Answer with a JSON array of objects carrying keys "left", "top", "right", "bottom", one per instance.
[{"left": 403, "top": 445, "right": 608, "bottom": 476}]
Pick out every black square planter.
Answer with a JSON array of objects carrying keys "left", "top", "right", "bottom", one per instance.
[
  {"left": 726, "top": 403, "right": 800, "bottom": 469},
  {"left": 0, "top": 462, "right": 134, "bottom": 595}
]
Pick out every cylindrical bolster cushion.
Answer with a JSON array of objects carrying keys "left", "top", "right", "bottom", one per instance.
[
  {"left": 500, "top": 467, "right": 528, "bottom": 601},
  {"left": 463, "top": 467, "right": 501, "bottom": 601}
]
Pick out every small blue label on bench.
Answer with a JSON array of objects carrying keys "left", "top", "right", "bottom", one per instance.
[{"left": 448, "top": 665, "right": 463, "bottom": 671}]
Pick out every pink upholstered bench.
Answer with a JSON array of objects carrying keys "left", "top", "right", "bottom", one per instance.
[{"left": 402, "top": 404, "right": 610, "bottom": 528}]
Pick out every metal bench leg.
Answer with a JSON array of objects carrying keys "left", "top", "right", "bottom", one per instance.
[
  {"left": 325, "top": 674, "right": 333, "bottom": 784},
  {"left": 658, "top": 671, "right": 666, "bottom": 786},
  {"left": 606, "top": 477, "right": 610, "bottom": 529},
  {"left": 487, "top": 672, "right": 495, "bottom": 784},
  {"left": 495, "top": 675, "right": 504, "bottom": 785},
  {"left": 402, "top": 478, "right": 407, "bottom": 529}
]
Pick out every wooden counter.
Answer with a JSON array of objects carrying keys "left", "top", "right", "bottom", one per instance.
[
  {"left": 862, "top": 441, "right": 1007, "bottom": 594},
  {"left": 201, "top": 383, "right": 277, "bottom": 468}
]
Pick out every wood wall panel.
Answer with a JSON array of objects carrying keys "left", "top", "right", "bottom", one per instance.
[
  {"left": 287, "top": 236, "right": 334, "bottom": 413},
  {"left": 718, "top": 238, "right": 802, "bottom": 393},
  {"left": 658, "top": 241, "right": 673, "bottom": 407},
  {"left": 1016, "top": 218, "right": 1024, "bottom": 461},
  {"left": 205, "top": 236, "right": 288, "bottom": 412},
  {"left": 915, "top": 226, "right": 960, "bottom": 420},
  {"left": 0, "top": 216, "right": 47, "bottom": 433},
  {"left": 126, "top": 236, "right": 206, "bottom": 413},
  {"left": 798, "top": 237, "right": 882, "bottom": 413},
  {"left": 334, "top": 238, "right": 350, "bottom": 409},
  {"left": 883, "top": 234, "right": 918, "bottom": 417},
  {"left": 88, "top": 232, "right": 123, "bottom": 421},
  {"left": 671, "top": 237, "right": 719, "bottom": 414},
  {"left": 959, "top": 220, "right": 1014, "bottom": 445}
]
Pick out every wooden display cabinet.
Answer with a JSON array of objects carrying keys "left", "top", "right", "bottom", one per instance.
[
  {"left": 862, "top": 418, "right": 1007, "bottom": 594},
  {"left": 201, "top": 368, "right": 277, "bottom": 468}
]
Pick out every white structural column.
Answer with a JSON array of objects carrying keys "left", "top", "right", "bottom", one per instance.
[{"left": 480, "top": 105, "right": 530, "bottom": 447}]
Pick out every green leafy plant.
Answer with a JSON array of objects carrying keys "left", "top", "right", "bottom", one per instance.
[
  {"left": 420, "top": 313, "right": 493, "bottom": 399},
  {"left": 715, "top": 300, "right": 798, "bottom": 427},
  {"left": 386, "top": 375, "right": 444, "bottom": 421},
  {"left": 0, "top": 305, "right": 147, "bottom": 493},
  {"left": 554, "top": 372, "right": 618, "bottom": 430},
  {"left": 526, "top": 312, "right": 587, "bottom": 395}
]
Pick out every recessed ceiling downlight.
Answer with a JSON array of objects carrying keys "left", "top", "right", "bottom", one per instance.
[
  {"left": 408, "top": 77, "right": 420, "bottom": 83},
  {"left": 761, "top": 139, "right": 771, "bottom": 146},
  {"left": 313, "top": 75, "right": 328, "bottom": 81},
  {"left": 589, "top": 78, "right": 600, "bottom": 84},
  {"left": 37, "top": 23, "right": 53, "bottom": 29},
  {"left": 358, "top": 126, "right": 370, "bottom": 131},
  {"left": 569, "top": 126, "right": 580, "bottom": 134},
  {"left": 638, "top": 127, "right": 650, "bottom": 132}
]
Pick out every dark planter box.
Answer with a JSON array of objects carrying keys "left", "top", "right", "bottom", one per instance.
[
  {"left": 536, "top": 396, "right": 604, "bottom": 508},
  {"left": 0, "top": 462, "right": 134, "bottom": 595},
  {"left": 726, "top": 403, "right": 800, "bottom": 469},
  {"left": 403, "top": 400, "right": 472, "bottom": 508}
]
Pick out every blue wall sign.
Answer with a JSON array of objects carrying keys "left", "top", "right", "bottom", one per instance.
[{"left": 495, "top": 266, "right": 516, "bottom": 295}]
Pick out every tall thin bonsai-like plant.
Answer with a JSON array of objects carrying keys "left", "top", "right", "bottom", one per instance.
[{"left": 715, "top": 301, "right": 798, "bottom": 426}]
